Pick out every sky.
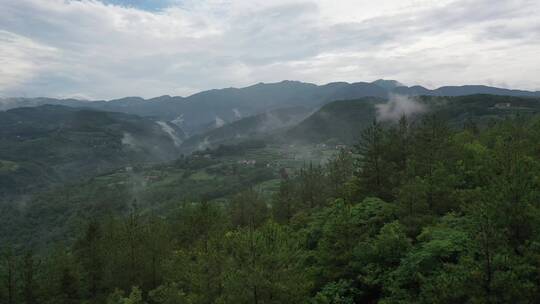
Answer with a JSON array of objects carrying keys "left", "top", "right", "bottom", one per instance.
[{"left": 0, "top": 0, "right": 539, "bottom": 100}]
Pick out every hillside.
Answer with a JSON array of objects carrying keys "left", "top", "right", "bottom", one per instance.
[
  {"left": 286, "top": 94, "right": 540, "bottom": 144},
  {"left": 286, "top": 98, "right": 382, "bottom": 144},
  {"left": 180, "top": 106, "right": 312, "bottom": 152},
  {"left": 0, "top": 139, "right": 340, "bottom": 248},
  {"left": 0, "top": 105, "right": 185, "bottom": 198}
]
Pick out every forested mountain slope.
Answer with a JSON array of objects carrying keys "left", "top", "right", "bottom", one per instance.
[
  {"left": 179, "top": 106, "right": 312, "bottom": 152},
  {"left": 287, "top": 94, "right": 540, "bottom": 144},
  {"left": 0, "top": 105, "right": 184, "bottom": 198},
  {"left": 286, "top": 98, "right": 381, "bottom": 144}
]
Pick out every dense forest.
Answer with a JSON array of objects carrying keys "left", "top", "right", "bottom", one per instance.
[
  {"left": 4, "top": 0, "right": 540, "bottom": 302},
  {"left": 2, "top": 113, "right": 540, "bottom": 304}
]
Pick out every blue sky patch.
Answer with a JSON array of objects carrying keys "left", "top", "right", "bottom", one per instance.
[{"left": 98, "top": 0, "right": 178, "bottom": 11}]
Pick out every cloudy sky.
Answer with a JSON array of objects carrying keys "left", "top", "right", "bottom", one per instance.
[{"left": 1, "top": 0, "right": 539, "bottom": 99}]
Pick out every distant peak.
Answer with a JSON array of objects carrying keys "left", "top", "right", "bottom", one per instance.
[
  {"left": 113, "top": 96, "right": 145, "bottom": 102},
  {"left": 372, "top": 79, "right": 405, "bottom": 90},
  {"left": 245, "top": 80, "right": 315, "bottom": 89}
]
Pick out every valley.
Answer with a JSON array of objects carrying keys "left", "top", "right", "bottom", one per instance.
[{"left": 2, "top": 91, "right": 540, "bottom": 249}]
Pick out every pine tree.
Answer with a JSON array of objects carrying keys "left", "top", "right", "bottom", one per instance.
[
  {"left": 229, "top": 189, "right": 268, "bottom": 228},
  {"left": 21, "top": 250, "right": 39, "bottom": 304},
  {"left": 298, "top": 163, "right": 327, "bottom": 209},
  {"left": 60, "top": 266, "right": 80, "bottom": 304},
  {"left": 123, "top": 206, "right": 145, "bottom": 289},
  {"left": 409, "top": 115, "right": 453, "bottom": 213},
  {"left": 272, "top": 177, "right": 298, "bottom": 224},
  {"left": 2, "top": 246, "right": 16, "bottom": 304},
  {"left": 219, "top": 222, "right": 310, "bottom": 303},
  {"left": 74, "top": 220, "right": 104, "bottom": 300},
  {"left": 326, "top": 148, "right": 354, "bottom": 201},
  {"left": 355, "top": 120, "right": 393, "bottom": 201},
  {"left": 142, "top": 216, "right": 172, "bottom": 290}
]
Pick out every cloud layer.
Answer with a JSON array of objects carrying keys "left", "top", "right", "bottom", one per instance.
[{"left": 1, "top": 0, "right": 539, "bottom": 99}]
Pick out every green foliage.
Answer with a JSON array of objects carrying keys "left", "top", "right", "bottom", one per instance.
[
  {"left": 228, "top": 189, "right": 269, "bottom": 228},
  {"left": 4, "top": 102, "right": 540, "bottom": 303},
  {"left": 149, "top": 283, "right": 190, "bottom": 304},
  {"left": 355, "top": 120, "right": 395, "bottom": 201},
  {"left": 0, "top": 105, "right": 182, "bottom": 199},
  {"left": 312, "top": 280, "right": 359, "bottom": 304},
  {"left": 107, "top": 287, "right": 146, "bottom": 304},
  {"left": 287, "top": 98, "right": 380, "bottom": 143},
  {"left": 218, "top": 222, "right": 310, "bottom": 303}
]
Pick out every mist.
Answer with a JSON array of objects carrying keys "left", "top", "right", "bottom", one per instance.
[
  {"left": 156, "top": 121, "right": 183, "bottom": 147},
  {"left": 376, "top": 94, "right": 426, "bottom": 121},
  {"left": 233, "top": 108, "right": 242, "bottom": 120},
  {"left": 198, "top": 136, "right": 211, "bottom": 151},
  {"left": 121, "top": 132, "right": 139, "bottom": 150},
  {"left": 215, "top": 116, "right": 225, "bottom": 128}
]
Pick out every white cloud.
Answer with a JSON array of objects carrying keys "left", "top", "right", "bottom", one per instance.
[
  {"left": 0, "top": 0, "right": 539, "bottom": 99},
  {"left": 376, "top": 94, "right": 426, "bottom": 121},
  {"left": 0, "top": 30, "right": 59, "bottom": 96}
]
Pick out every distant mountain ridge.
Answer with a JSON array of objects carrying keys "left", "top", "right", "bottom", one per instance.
[{"left": 2, "top": 80, "right": 539, "bottom": 134}]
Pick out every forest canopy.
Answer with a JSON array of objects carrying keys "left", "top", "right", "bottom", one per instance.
[{"left": 2, "top": 114, "right": 540, "bottom": 304}]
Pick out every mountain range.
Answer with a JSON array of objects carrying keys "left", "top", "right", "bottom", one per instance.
[{"left": 2, "top": 80, "right": 539, "bottom": 135}]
